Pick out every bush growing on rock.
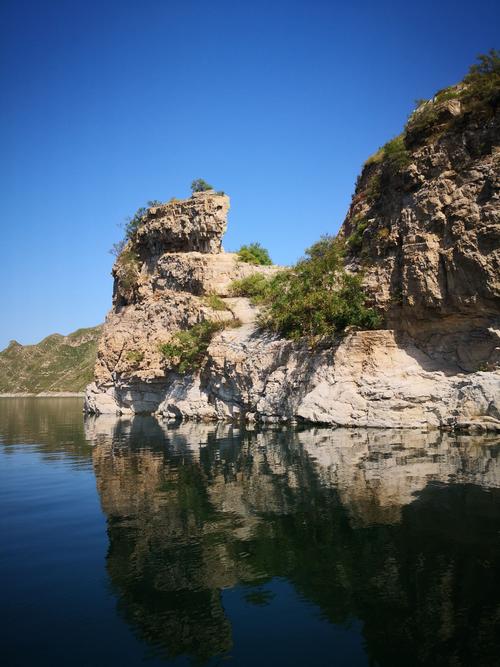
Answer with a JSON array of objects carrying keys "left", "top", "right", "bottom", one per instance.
[
  {"left": 191, "top": 178, "right": 214, "bottom": 193},
  {"left": 237, "top": 242, "right": 273, "bottom": 266},
  {"left": 258, "top": 236, "right": 380, "bottom": 340},
  {"left": 116, "top": 248, "right": 140, "bottom": 290},
  {"left": 126, "top": 350, "right": 144, "bottom": 365},
  {"left": 229, "top": 273, "right": 270, "bottom": 303},
  {"left": 159, "top": 320, "right": 224, "bottom": 373},
  {"left": 124, "top": 201, "right": 161, "bottom": 240},
  {"left": 159, "top": 317, "right": 243, "bottom": 373},
  {"left": 204, "top": 293, "right": 229, "bottom": 311},
  {"left": 405, "top": 51, "right": 500, "bottom": 140}
]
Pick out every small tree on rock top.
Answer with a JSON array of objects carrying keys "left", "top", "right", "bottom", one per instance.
[{"left": 191, "top": 178, "right": 214, "bottom": 193}]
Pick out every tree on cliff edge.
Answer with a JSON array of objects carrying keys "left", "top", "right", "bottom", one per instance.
[{"left": 191, "top": 178, "right": 214, "bottom": 193}]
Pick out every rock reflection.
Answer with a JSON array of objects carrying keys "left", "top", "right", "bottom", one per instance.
[{"left": 86, "top": 415, "right": 500, "bottom": 665}]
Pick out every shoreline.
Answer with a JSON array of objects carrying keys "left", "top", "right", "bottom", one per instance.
[{"left": 0, "top": 392, "right": 84, "bottom": 398}]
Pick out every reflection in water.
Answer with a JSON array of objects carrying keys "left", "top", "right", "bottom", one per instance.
[{"left": 86, "top": 415, "right": 500, "bottom": 666}]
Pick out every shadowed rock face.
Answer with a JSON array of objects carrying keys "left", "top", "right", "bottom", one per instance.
[
  {"left": 340, "top": 101, "right": 500, "bottom": 370},
  {"left": 86, "top": 417, "right": 500, "bottom": 665}
]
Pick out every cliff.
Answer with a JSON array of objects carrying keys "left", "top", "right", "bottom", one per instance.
[
  {"left": 339, "top": 78, "right": 500, "bottom": 371},
  {"left": 0, "top": 325, "right": 102, "bottom": 394},
  {"left": 85, "top": 62, "right": 499, "bottom": 430}
]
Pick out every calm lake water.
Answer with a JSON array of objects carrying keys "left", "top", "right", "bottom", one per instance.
[{"left": 1, "top": 398, "right": 500, "bottom": 666}]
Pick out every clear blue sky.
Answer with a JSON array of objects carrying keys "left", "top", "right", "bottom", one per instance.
[{"left": 1, "top": 0, "right": 498, "bottom": 350}]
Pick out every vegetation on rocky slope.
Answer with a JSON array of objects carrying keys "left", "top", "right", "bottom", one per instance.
[
  {"left": 159, "top": 319, "right": 241, "bottom": 373},
  {"left": 236, "top": 242, "right": 273, "bottom": 265},
  {"left": 230, "top": 236, "right": 380, "bottom": 340},
  {"left": 0, "top": 326, "right": 102, "bottom": 393},
  {"left": 344, "top": 50, "right": 500, "bottom": 263}
]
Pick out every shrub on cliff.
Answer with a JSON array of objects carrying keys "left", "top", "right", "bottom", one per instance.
[
  {"left": 405, "top": 51, "right": 500, "bottom": 140},
  {"left": 259, "top": 236, "right": 380, "bottom": 340},
  {"left": 229, "top": 273, "right": 270, "bottom": 303},
  {"left": 364, "top": 135, "right": 410, "bottom": 174},
  {"left": 159, "top": 320, "right": 223, "bottom": 373},
  {"left": 191, "top": 178, "right": 214, "bottom": 193},
  {"left": 116, "top": 248, "right": 139, "bottom": 290},
  {"left": 237, "top": 243, "right": 273, "bottom": 266}
]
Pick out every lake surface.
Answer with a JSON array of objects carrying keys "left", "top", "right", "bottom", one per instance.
[{"left": 1, "top": 398, "right": 499, "bottom": 666}]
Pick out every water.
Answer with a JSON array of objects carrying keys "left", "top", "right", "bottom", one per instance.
[{"left": 1, "top": 398, "right": 499, "bottom": 666}]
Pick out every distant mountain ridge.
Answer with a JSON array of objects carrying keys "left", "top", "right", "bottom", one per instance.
[{"left": 0, "top": 325, "right": 102, "bottom": 394}]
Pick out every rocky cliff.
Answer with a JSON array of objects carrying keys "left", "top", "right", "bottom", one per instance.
[
  {"left": 85, "top": 64, "right": 499, "bottom": 430},
  {"left": 340, "top": 75, "right": 500, "bottom": 370}
]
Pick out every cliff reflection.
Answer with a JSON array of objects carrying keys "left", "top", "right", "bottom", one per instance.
[{"left": 86, "top": 417, "right": 500, "bottom": 666}]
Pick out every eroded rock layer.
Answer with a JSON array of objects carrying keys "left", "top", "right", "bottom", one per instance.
[{"left": 85, "top": 185, "right": 499, "bottom": 430}]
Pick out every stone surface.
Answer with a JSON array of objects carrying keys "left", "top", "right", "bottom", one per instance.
[
  {"left": 86, "top": 104, "right": 500, "bottom": 429},
  {"left": 339, "top": 104, "right": 500, "bottom": 370}
]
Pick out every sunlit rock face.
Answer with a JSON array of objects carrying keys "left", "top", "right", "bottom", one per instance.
[
  {"left": 339, "top": 99, "right": 500, "bottom": 371},
  {"left": 85, "top": 156, "right": 500, "bottom": 429},
  {"left": 86, "top": 417, "right": 500, "bottom": 665}
]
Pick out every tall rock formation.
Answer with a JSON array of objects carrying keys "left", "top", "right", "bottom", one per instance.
[
  {"left": 340, "top": 89, "right": 499, "bottom": 370},
  {"left": 85, "top": 66, "right": 499, "bottom": 430}
]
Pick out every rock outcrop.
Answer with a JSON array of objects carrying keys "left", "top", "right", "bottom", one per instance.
[
  {"left": 339, "top": 95, "right": 500, "bottom": 371},
  {"left": 85, "top": 65, "right": 500, "bottom": 430},
  {"left": 85, "top": 181, "right": 499, "bottom": 430}
]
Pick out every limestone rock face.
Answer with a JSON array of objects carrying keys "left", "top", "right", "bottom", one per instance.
[
  {"left": 86, "top": 103, "right": 500, "bottom": 429},
  {"left": 339, "top": 103, "right": 500, "bottom": 370}
]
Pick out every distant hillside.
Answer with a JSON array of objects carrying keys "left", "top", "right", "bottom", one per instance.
[{"left": 0, "top": 326, "right": 102, "bottom": 394}]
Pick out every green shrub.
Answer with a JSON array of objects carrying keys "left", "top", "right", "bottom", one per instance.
[
  {"left": 191, "top": 178, "right": 214, "bottom": 193},
  {"left": 126, "top": 350, "right": 144, "bottom": 364},
  {"left": 237, "top": 243, "right": 273, "bottom": 266},
  {"left": 204, "top": 293, "right": 229, "bottom": 311},
  {"left": 116, "top": 248, "right": 139, "bottom": 290},
  {"left": 159, "top": 320, "right": 225, "bottom": 373},
  {"left": 383, "top": 136, "right": 410, "bottom": 172},
  {"left": 258, "top": 235, "right": 380, "bottom": 340},
  {"left": 406, "top": 52, "right": 500, "bottom": 139},
  {"left": 366, "top": 174, "right": 382, "bottom": 203},
  {"left": 364, "top": 147, "right": 385, "bottom": 167},
  {"left": 364, "top": 136, "right": 410, "bottom": 173},
  {"left": 347, "top": 218, "right": 369, "bottom": 252},
  {"left": 124, "top": 203, "right": 157, "bottom": 240},
  {"left": 229, "top": 273, "right": 270, "bottom": 303},
  {"left": 461, "top": 49, "right": 500, "bottom": 114}
]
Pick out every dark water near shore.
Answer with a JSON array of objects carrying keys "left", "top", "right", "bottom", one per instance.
[{"left": 1, "top": 398, "right": 500, "bottom": 666}]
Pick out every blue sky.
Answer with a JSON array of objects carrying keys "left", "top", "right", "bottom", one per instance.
[{"left": 1, "top": 0, "right": 498, "bottom": 349}]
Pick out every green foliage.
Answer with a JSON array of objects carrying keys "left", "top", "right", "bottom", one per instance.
[
  {"left": 258, "top": 235, "right": 380, "bottom": 340},
  {"left": 110, "top": 240, "right": 126, "bottom": 257},
  {"left": 406, "top": 51, "right": 500, "bottom": 139},
  {"left": 237, "top": 242, "right": 273, "bottom": 266},
  {"left": 366, "top": 174, "right": 381, "bottom": 203},
  {"left": 117, "top": 248, "right": 139, "bottom": 290},
  {"left": 204, "top": 293, "right": 229, "bottom": 311},
  {"left": 383, "top": 136, "right": 411, "bottom": 172},
  {"left": 191, "top": 179, "right": 214, "bottom": 193},
  {"left": 126, "top": 350, "right": 144, "bottom": 364},
  {"left": 0, "top": 326, "right": 102, "bottom": 393},
  {"left": 124, "top": 205, "right": 148, "bottom": 240},
  {"left": 364, "top": 147, "right": 385, "bottom": 166},
  {"left": 346, "top": 218, "right": 369, "bottom": 252},
  {"left": 229, "top": 273, "right": 270, "bottom": 303},
  {"left": 461, "top": 49, "right": 500, "bottom": 112},
  {"left": 364, "top": 135, "right": 410, "bottom": 173},
  {"left": 159, "top": 320, "right": 225, "bottom": 374}
]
